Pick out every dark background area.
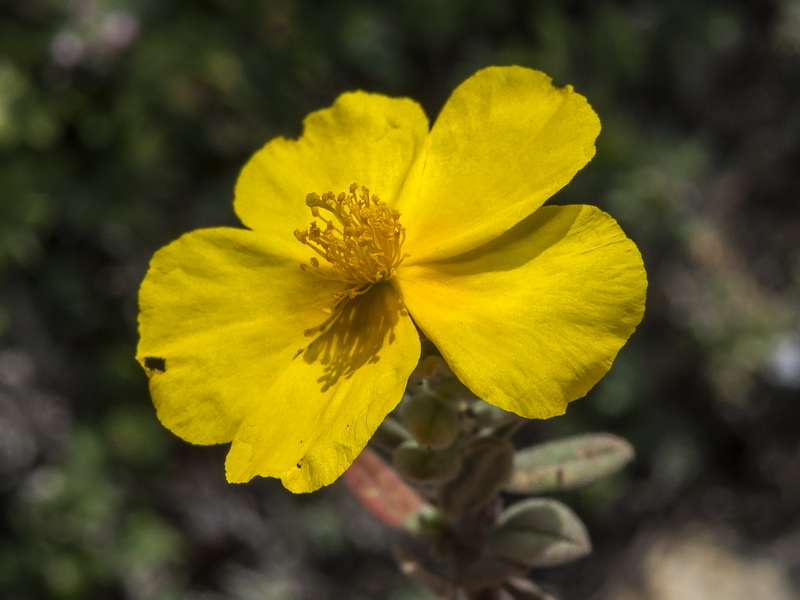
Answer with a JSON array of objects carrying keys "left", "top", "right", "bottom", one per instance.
[{"left": 1, "top": 0, "right": 799, "bottom": 598}]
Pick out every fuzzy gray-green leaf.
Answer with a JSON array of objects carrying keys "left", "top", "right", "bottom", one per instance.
[
  {"left": 488, "top": 498, "right": 591, "bottom": 568},
  {"left": 504, "top": 433, "right": 634, "bottom": 494}
]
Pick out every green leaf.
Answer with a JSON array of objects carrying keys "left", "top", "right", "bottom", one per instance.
[
  {"left": 488, "top": 498, "right": 591, "bottom": 568},
  {"left": 501, "top": 577, "right": 557, "bottom": 600},
  {"left": 454, "top": 556, "right": 529, "bottom": 590},
  {"left": 504, "top": 433, "right": 634, "bottom": 494}
]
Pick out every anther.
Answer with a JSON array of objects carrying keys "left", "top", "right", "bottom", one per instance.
[{"left": 294, "top": 183, "right": 408, "bottom": 335}]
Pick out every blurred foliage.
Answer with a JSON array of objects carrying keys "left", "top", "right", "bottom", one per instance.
[{"left": 1, "top": 0, "right": 800, "bottom": 598}]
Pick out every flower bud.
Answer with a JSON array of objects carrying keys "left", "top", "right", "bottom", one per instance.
[
  {"left": 471, "top": 400, "right": 511, "bottom": 428},
  {"left": 370, "top": 415, "right": 413, "bottom": 453},
  {"left": 401, "top": 389, "right": 460, "bottom": 449},
  {"left": 407, "top": 354, "right": 452, "bottom": 386},
  {"left": 393, "top": 440, "right": 462, "bottom": 484}
]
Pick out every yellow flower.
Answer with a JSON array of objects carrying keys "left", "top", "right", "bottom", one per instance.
[{"left": 137, "top": 66, "right": 646, "bottom": 493}]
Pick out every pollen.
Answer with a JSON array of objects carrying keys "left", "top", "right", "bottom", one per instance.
[{"left": 295, "top": 183, "right": 407, "bottom": 336}]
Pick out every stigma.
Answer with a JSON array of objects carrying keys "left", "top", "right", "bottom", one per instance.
[{"left": 294, "top": 183, "right": 407, "bottom": 336}]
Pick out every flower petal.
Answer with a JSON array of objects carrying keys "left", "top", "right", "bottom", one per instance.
[
  {"left": 225, "top": 283, "right": 421, "bottom": 493},
  {"left": 234, "top": 92, "right": 429, "bottom": 260},
  {"left": 136, "top": 227, "right": 343, "bottom": 444},
  {"left": 397, "top": 66, "right": 601, "bottom": 262},
  {"left": 396, "top": 205, "right": 646, "bottom": 418}
]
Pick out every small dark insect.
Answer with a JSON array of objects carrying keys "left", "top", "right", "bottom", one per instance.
[
  {"left": 296, "top": 463, "right": 302, "bottom": 469},
  {"left": 144, "top": 357, "right": 166, "bottom": 372}
]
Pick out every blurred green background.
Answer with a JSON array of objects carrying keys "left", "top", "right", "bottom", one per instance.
[{"left": 2, "top": 0, "right": 799, "bottom": 598}]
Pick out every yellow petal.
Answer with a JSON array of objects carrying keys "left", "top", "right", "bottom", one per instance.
[
  {"left": 396, "top": 205, "right": 646, "bottom": 418},
  {"left": 136, "top": 227, "right": 342, "bottom": 444},
  {"left": 234, "top": 92, "right": 429, "bottom": 260},
  {"left": 225, "top": 283, "right": 420, "bottom": 493},
  {"left": 397, "top": 66, "right": 601, "bottom": 262}
]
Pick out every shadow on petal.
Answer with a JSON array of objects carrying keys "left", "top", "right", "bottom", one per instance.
[
  {"left": 417, "top": 204, "right": 583, "bottom": 273},
  {"left": 299, "top": 283, "right": 405, "bottom": 392}
]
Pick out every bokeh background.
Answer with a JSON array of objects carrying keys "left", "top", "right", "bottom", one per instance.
[{"left": 2, "top": 0, "right": 800, "bottom": 598}]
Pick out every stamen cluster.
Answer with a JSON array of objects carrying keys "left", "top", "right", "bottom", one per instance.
[{"left": 294, "top": 183, "right": 407, "bottom": 334}]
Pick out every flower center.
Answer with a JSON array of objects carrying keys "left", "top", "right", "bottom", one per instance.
[{"left": 294, "top": 183, "right": 407, "bottom": 336}]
